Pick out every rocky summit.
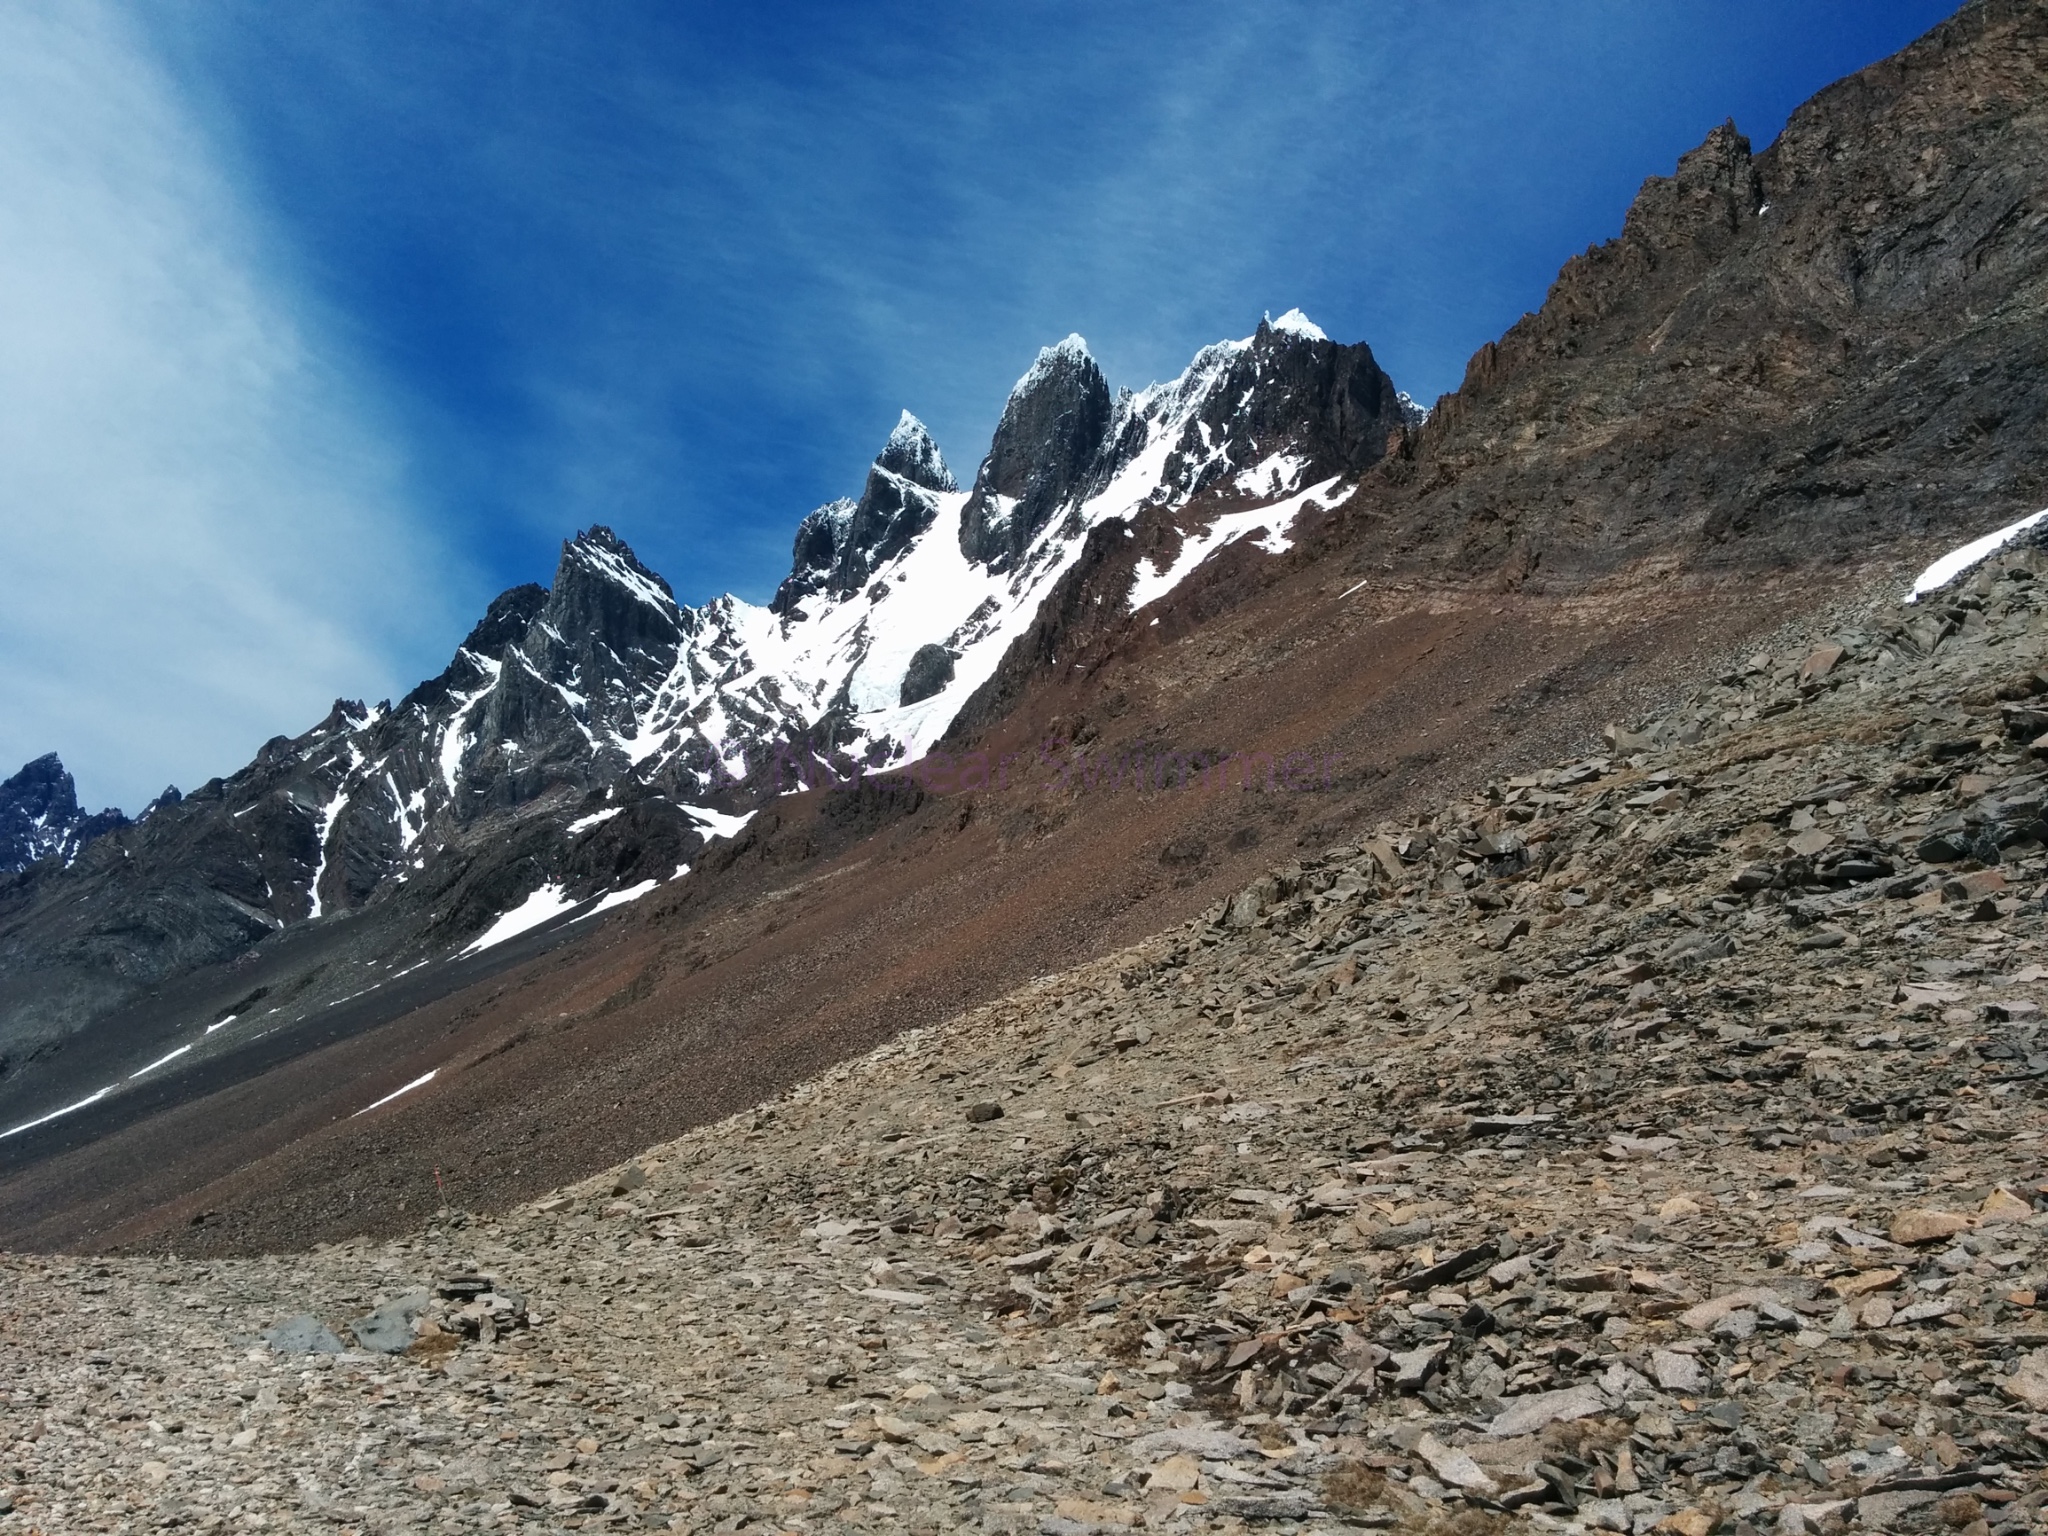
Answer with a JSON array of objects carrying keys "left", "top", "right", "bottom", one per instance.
[
  {"left": 0, "top": 753, "right": 126, "bottom": 877},
  {"left": 12, "top": 517, "right": 2048, "bottom": 1534}
]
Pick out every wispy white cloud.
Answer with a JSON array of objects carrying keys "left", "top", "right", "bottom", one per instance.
[{"left": 0, "top": 2, "right": 467, "bottom": 812}]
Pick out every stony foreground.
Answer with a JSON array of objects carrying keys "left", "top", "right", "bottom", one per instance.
[{"left": 12, "top": 549, "right": 2048, "bottom": 1536}]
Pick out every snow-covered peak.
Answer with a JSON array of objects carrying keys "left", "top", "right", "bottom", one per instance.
[
  {"left": 1011, "top": 333, "right": 1094, "bottom": 396},
  {"left": 559, "top": 525, "right": 679, "bottom": 614},
  {"left": 878, "top": 410, "right": 956, "bottom": 493},
  {"left": 1270, "top": 308, "right": 1327, "bottom": 341},
  {"left": 4, "top": 308, "right": 1420, "bottom": 973}
]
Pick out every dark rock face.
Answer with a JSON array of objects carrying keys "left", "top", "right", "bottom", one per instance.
[
  {"left": 773, "top": 414, "right": 956, "bottom": 613},
  {"left": 1148, "top": 320, "right": 1410, "bottom": 503},
  {"left": 958, "top": 324, "right": 1410, "bottom": 579},
  {"left": 772, "top": 500, "right": 855, "bottom": 616},
  {"left": 959, "top": 337, "right": 1115, "bottom": 570},
  {"left": 899, "top": 644, "right": 957, "bottom": 706},
  {"left": 0, "top": 754, "right": 126, "bottom": 874},
  {"left": 1353, "top": 0, "right": 2048, "bottom": 580}
]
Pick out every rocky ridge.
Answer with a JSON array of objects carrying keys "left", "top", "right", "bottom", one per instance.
[
  {"left": 13, "top": 531, "right": 2048, "bottom": 1533},
  {"left": 1334, "top": 0, "right": 2048, "bottom": 585},
  {"left": 0, "top": 754, "right": 127, "bottom": 876},
  {"left": 0, "top": 318, "right": 1406, "bottom": 1098}
]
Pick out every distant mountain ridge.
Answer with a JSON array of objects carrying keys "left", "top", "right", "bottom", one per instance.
[
  {"left": 0, "top": 755, "right": 128, "bottom": 875},
  {"left": 0, "top": 313, "right": 1411, "bottom": 1063}
]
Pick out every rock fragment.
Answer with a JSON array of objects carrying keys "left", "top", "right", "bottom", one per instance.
[{"left": 261, "top": 1315, "right": 343, "bottom": 1355}]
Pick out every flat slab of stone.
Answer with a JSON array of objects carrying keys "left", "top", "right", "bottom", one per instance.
[
  {"left": 349, "top": 1291, "right": 432, "bottom": 1353},
  {"left": 262, "top": 1314, "right": 343, "bottom": 1355}
]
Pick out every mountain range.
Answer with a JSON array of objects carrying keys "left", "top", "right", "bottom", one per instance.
[
  {"left": 0, "top": 312, "right": 1411, "bottom": 1076},
  {"left": 0, "top": 0, "right": 2042, "bottom": 1256}
]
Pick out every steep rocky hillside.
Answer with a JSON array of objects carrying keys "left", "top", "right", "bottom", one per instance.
[
  {"left": 1333, "top": 0, "right": 2048, "bottom": 581},
  {"left": 9, "top": 505, "right": 2048, "bottom": 1536},
  {"left": 2, "top": 0, "right": 2044, "bottom": 1258}
]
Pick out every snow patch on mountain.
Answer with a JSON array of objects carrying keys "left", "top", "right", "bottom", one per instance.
[
  {"left": 1128, "top": 475, "right": 1347, "bottom": 612},
  {"left": 352, "top": 1070, "right": 438, "bottom": 1117},
  {"left": 585, "top": 878, "right": 660, "bottom": 917},
  {"left": 305, "top": 782, "right": 351, "bottom": 921},
  {"left": 683, "top": 805, "right": 756, "bottom": 840},
  {"left": 1911, "top": 507, "right": 2048, "bottom": 600},
  {"left": 1270, "top": 307, "right": 1326, "bottom": 341},
  {"left": 461, "top": 884, "right": 577, "bottom": 955}
]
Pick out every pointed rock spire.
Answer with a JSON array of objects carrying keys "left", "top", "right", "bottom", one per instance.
[
  {"left": 960, "top": 335, "right": 1112, "bottom": 570},
  {"left": 772, "top": 412, "right": 959, "bottom": 613},
  {"left": 878, "top": 410, "right": 956, "bottom": 492},
  {"left": 0, "top": 752, "right": 127, "bottom": 872}
]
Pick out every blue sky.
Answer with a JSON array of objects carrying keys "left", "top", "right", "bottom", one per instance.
[{"left": 1, "top": 0, "right": 1959, "bottom": 810}]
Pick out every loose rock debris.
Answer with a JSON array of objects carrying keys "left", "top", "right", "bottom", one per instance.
[{"left": 14, "top": 556, "right": 2048, "bottom": 1532}]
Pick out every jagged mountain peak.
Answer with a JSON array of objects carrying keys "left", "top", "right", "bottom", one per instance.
[
  {"left": 548, "top": 527, "right": 684, "bottom": 666},
  {"left": 0, "top": 751, "right": 127, "bottom": 874},
  {"left": 771, "top": 415, "right": 962, "bottom": 614},
  {"left": 1267, "top": 307, "right": 1327, "bottom": 342},
  {"left": 962, "top": 334, "right": 1114, "bottom": 570},
  {"left": 7, "top": 752, "right": 65, "bottom": 788},
  {"left": 312, "top": 699, "right": 375, "bottom": 738},
  {"left": 878, "top": 411, "right": 956, "bottom": 493},
  {"left": 467, "top": 584, "right": 551, "bottom": 652},
  {"left": 1012, "top": 332, "right": 1094, "bottom": 391},
  {"left": 559, "top": 525, "right": 676, "bottom": 604}
]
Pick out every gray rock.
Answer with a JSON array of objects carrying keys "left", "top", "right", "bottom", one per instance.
[
  {"left": 1487, "top": 1382, "right": 1609, "bottom": 1438},
  {"left": 1390, "top": 1342, "right": 1446, "bottom": 1390},
  {"left": 1855, "top": 1488, "right": 1940, "bottom": 1526},
  {"left": 1128, "top": 1426, "right": 1256, "bottom": 1461},
  {"left": 899, "top": 644, "right": 958, "bottom": 707},
  {"left": 262, "top": 1314, "right": 344, "bottom": 1355},
  {"left": 1208, "top": 1490, "right": 1317, "bottom": 1520},
  {"left": 1711, "top": 1307, "right": 1758, "bottom": 1341},
  {"left": 1650, "top": 1349, "right": 1707, "bottom": 1393},
  {"left": 350, "top": 1290, "right": 433, "bottom": 1353}
]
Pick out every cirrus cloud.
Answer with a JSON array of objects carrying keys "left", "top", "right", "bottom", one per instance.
[{"left": 0, "top": 1, "right": 470, "bottom": 813}]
